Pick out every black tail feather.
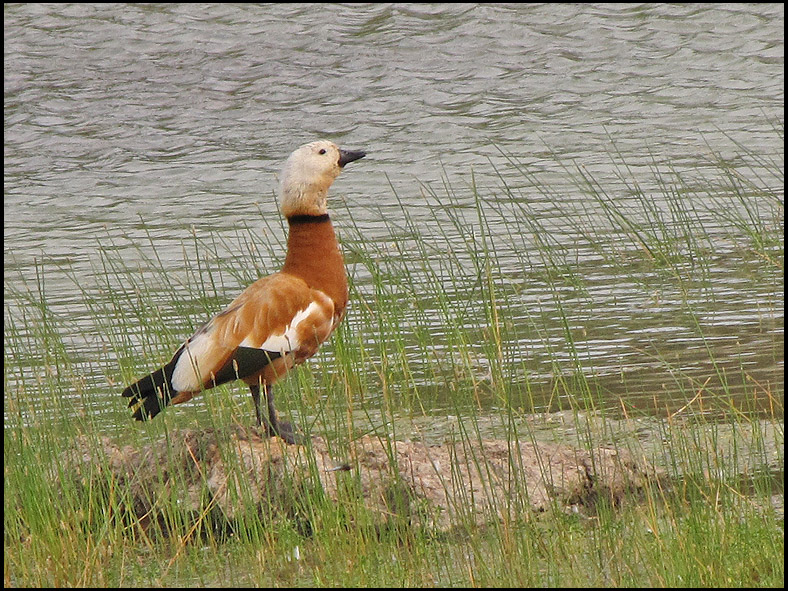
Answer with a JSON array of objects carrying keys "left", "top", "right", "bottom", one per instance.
[
  {"left": 121, "top": 345, "right": 281, "bottom": 422},
  {"left": 121, "top": 346, "right": 184, "bottom": 421}
]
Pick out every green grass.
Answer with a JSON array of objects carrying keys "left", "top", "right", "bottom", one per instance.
[{"left": 4, "top": 137, "right": 784, "bottom": 587}]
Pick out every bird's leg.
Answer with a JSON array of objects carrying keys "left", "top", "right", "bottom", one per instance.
[
  {"left": 250, "top": 383, "right": 268, "bottom": 431},
  {"left": 266, "top": 383, "right": 305, "bottom": 445},
  {"left": 250, "top": 383, "right": 303, "bottom": 445}
]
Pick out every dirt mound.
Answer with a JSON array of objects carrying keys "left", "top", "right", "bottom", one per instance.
[{"left": 63, "top": 427, "right": 663, "bottom": 532}]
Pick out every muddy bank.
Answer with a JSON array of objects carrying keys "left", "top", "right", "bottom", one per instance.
[{"left": 62, "top": 426, "right": 664, "bottom": 533}]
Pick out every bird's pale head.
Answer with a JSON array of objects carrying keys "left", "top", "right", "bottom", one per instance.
[{"left": 279, "top": 140, "right": 366, "bottom": 218}]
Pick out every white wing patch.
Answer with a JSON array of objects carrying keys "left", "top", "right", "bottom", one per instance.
[
  {"left": 171, "top": 332, "right": 217, "bottom": 392},
  {"left": 245, "top": 301, "right": 321, "bottom": 354},
  {"left": 170, "top": 297, "right": 329, "bottom": 393}
]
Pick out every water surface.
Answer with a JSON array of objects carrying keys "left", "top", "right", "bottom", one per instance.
[{"left": 4, "top": 4, "right": 784, "bottom": 425}]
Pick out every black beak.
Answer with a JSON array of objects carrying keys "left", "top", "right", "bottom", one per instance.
[{"left": 338, "top": 149, "right": 366, "bottom": 168}]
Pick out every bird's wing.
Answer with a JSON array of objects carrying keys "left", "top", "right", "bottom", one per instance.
[{"left": 169, "top": 272, "right": 337, "bottom": 393}]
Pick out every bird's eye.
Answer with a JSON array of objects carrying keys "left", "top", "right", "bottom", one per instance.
[{"left": 318, "top": 149, "right": 326, "bottom": 155}]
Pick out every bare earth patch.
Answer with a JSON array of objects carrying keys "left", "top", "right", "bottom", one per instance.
[{"left": 63, "top": 427, "right": 664, "bottom": 532}]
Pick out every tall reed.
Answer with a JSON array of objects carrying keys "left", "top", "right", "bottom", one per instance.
[{"left": 4, "top": 136, "right": 783, "bottom": 586}]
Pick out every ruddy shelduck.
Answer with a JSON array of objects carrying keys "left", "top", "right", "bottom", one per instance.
[{"left": 122, "top": 140, "right": 366, "bottom": 444}]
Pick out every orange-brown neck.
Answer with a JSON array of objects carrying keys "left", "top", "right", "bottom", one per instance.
[{"left": 282, "top": 215, "right": 348, "bottom": 315}]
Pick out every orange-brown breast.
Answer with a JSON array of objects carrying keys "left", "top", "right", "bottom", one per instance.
[{"left": 281, "top": 216, "right": 348, "bottom": 321}]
